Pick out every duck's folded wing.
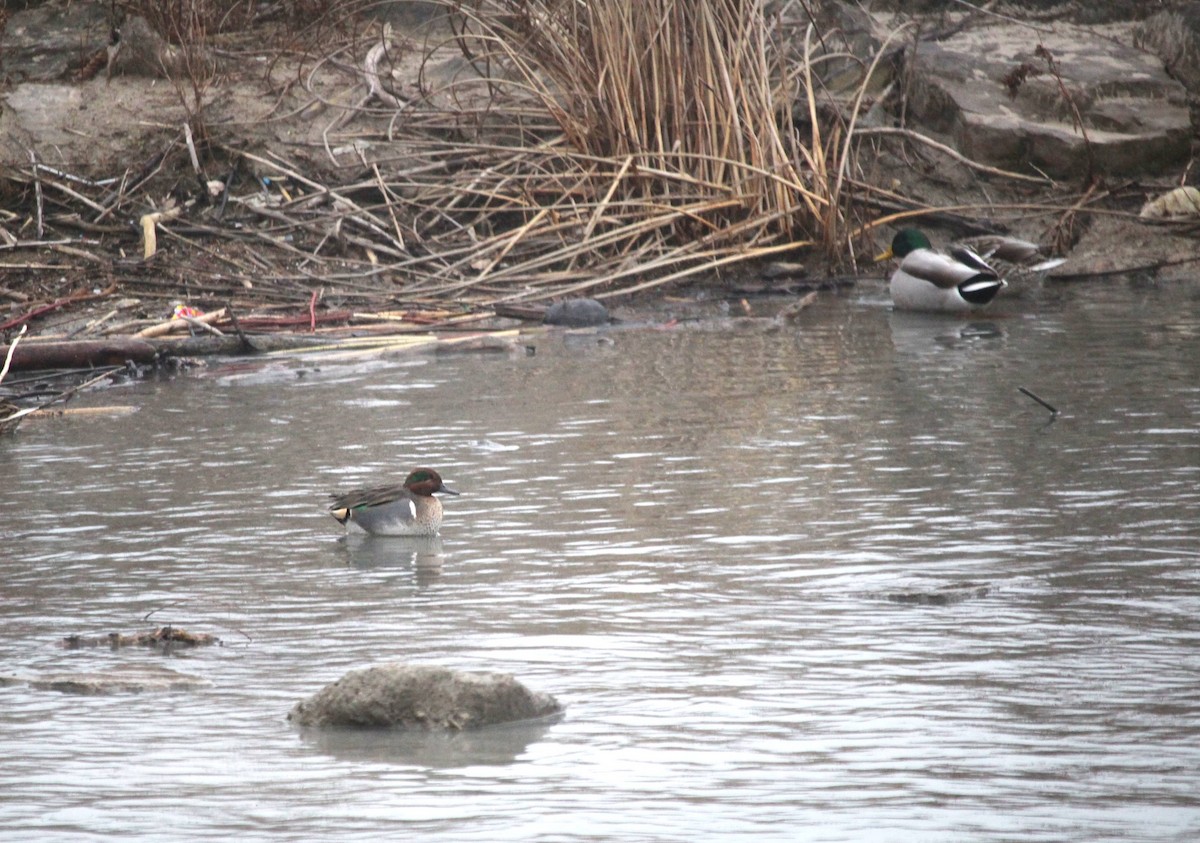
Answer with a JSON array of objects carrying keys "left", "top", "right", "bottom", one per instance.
[
  {"left": 945, "top": 246, "right": 999, "bottom": 276},
  {"left": 329, "top": 483, "right": 409, "bottom": 510},
  {"left": 902, "top": 249, "right": 995, "bottom": 289}
]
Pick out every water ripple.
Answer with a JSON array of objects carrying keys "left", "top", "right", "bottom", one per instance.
[{"left": 2, "top": 284, "right": 1200, "bottom": 841}]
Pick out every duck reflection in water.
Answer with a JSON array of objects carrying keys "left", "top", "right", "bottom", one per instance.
[{"left": 341, "top": 534, "right": 445, "bottom": 584}]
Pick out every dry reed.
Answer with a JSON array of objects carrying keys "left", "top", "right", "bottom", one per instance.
[
  {"left": 360, "top": 0, "right": 890, "bottom": 300},
  {"left": 7, "top": 0, "right": 900, "bottom": 310}
]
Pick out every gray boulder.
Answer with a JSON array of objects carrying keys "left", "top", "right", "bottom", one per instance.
[
  {"left": 289, "top": 663, "right": 563, "bottom": 730},
  {"left": 903, "top": 21, "right": 1191, "bottom": 177}
]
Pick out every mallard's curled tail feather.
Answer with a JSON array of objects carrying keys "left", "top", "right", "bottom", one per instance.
[{"left": 954, "top": 234, "right": 1067, "bottom": 289}]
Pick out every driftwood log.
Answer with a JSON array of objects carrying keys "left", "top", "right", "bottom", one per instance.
[
  {"left": 2, "top": 338, "right": 159, "bottom": 369},
  {"left": 1, "top": 334, "right": 331, "bottom": 371}
]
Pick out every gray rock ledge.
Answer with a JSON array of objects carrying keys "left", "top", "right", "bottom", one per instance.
[{"left": 904, "top": 20, "right": 1191, "bottom": 177}]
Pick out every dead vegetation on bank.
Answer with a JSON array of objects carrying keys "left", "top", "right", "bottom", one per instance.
[
  {"left": 3, "top": 0, "right": 1125, "bottom": 371},
  {"left": 7, "top": 0, "right": 880, "bottom": 303},
  {"left": 3, "top": 3, "right": 1050, "bottom": 304}
]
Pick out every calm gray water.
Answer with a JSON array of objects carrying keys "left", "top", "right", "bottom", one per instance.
[{"left": 2, "top": 278, "right": 1199, "bottom": 842}]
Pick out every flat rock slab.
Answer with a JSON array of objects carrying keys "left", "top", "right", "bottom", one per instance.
[
  {"left": 906, "top": 21, "right": 1191, "bottom": 177},
  {"left": 0, "top": 0, "right": 109, "bottom": 82},
  {"left": 289, "top": 663, "right": 563, "bottom": 730},
  {"left": 27, "top": 663, "right": 212, "bottom": 694}
]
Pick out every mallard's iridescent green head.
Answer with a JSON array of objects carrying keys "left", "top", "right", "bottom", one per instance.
[
  {"left": 889, "top": 228, "right": 933, "bottom": 258},
  {"left": 874, "top": 228, "right": 934, "bottom": 262},
  {"left": 404, "top": 468, "right": 459, "bottom": 497}
]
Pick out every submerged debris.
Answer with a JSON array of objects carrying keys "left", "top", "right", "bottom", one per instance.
[
  {"left": 29, "top": 664, "right": 212, "bottom": 695},
  {"left": 59, "top": 626, "right": 221, "bottom": 651},
  {"left": 885, "top": 584, "right": 991, "bottom": 607}
]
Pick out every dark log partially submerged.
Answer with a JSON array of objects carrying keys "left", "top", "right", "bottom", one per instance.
[
  {"left": 148, "top": 333, "right": 332, "bottom": 357},
  {"left": 1, "top": 333, "right": 332, "bottom": 371},
  {"left": 3, "top": 338, "right": 159, "bottom": 369}
]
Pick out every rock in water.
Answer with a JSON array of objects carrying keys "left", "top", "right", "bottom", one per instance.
[
  {"left": 543, "top": 298, "right": 609, "bottom": 327},
  {"left": 289, "top": 663, "right": 563, "bottom": 730}
]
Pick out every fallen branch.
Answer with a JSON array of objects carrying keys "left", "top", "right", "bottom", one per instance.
[
  {"left": 855, "top": 127, "right": 1055, "bottom": 185},
  {"left": 29, "top": 149, "right": 45, "bottom": 238},
  {"left": 135, "top": 307, "right": 227, "bottom": 338},
  {"left": 0, "top": 338, "right": 157, "bottom": 370},
  {"left": 0, "top": 285, "right": 119, "bottom": 331},
  {"left": 59, "top": 626, "right": 221, "bottom": 650},
  {"left": 0, "top": 366, "right": 125, "bottom": 429},
  {"left": 24, "top": 405, "right": 138, "bottom": 419}
]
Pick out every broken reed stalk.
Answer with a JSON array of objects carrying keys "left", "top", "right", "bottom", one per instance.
[
  {"left": 29, "top": 150, "right": 44, "bottom": 239},
  {"left": 0, "top": 325, "right": 26, "bottom": 385},
  {"left": 855, "top": 127, "right": 1052, "bottom": 186}
]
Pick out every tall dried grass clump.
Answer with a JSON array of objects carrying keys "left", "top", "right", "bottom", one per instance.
[
  {"left": 497, "top": 0, "right": 806, "bottom": 224},
  {"left": 91, "top": 1, "right": 891, "bottom": 304},
  {"left": 430, "top": 0, "right": 888, "bottom": 294}
]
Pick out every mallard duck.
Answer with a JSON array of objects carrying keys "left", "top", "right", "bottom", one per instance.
[
  {"left": 875, "top": 228, "right": 1008, "bottom": 313},
  {"left": 329, "top": 468, "right": 459, "bottom": 536}
]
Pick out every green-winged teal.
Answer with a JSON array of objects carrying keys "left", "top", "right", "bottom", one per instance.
[{"left": 329, "top": 468, "right": 459, "bottom": 536}]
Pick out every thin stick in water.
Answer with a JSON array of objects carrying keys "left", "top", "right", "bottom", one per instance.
[{"left": 1018, "top": 386, "right": 1058, "bottom": 416}]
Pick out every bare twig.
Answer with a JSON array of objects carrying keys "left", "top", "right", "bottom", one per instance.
[
  {"left": 29, "top": 150, "right": 44, "bottom": 239},
  {"left": 855, "top": 127, "right": 1054, "bottom": 186},
  {"left": 1019, "top": 386, "right": 1059, "bottom": 416},
  {"left": 3, "top": 367, "right": 124, "bottom": 426},
  {"left": 1035, "top": 44, "right": 1093, "bottom": 182}
]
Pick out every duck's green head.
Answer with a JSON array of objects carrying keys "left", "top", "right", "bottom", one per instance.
[
  {"left": 404, "top": 468, "right": 460, "bottom": 497},
  {"left": 875, "top": 228, "right": 933, "bottom": 261}
]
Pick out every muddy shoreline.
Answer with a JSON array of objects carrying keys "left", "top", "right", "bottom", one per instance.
[{"left": 3, "top": 0, "right": 1199, "bottom": 390}]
